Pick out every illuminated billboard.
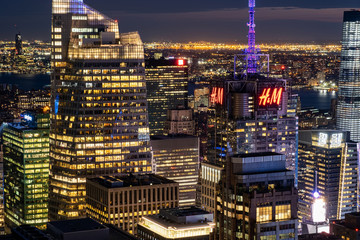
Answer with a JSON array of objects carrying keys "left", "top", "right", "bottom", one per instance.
[
  {"left": 312, "top": 198, "right": 326, "bottom": 223},
  {"left": 258, "top": 87, "right": 283, "bottom": 108},
  {"left": 210, "top": 87, "right": 224, "bottom": 105}
]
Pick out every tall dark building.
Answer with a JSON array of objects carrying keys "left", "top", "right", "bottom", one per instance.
[
  {"left": 146, "top": 58, "right": 188, "bottom": 135},
  {"left": 15, "top": 33, "right": 22, "bottom": 55},
  {"left": 215, "top": 153, "right": 298, "bottom": 240},
  {"left": 336, "top": 10, "right": 360, "bottom": 141},
  {"left": 50, "top": 0, "right": 152, "bottom": 220}
]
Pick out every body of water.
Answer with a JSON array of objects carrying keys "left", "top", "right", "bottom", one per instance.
[
  {"left": 0, "top": 74, "right": 337, "bottom": 110},
  {"left": 0, "top": 73, "right": 50, "bottom": 91},
  {"left": 295, "top": 88, "right": 337, "bottom": 110}
]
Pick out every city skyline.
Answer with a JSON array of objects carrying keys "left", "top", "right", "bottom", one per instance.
[{"left": 0, "top": 0, "right": 359, "bottom": 42}]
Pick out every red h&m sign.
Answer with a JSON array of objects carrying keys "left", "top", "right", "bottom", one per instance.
[
  {"left": 258, "top": 88, "right": 283, "bottom": 107},
  {"left": 210, "top": 87, "right": 224, "bottom": 105}
]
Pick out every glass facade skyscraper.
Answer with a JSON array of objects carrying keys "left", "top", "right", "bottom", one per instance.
[
  {"left": 336, "top": 10, "right": 360, "bottom": 141},
  {"left": 3, "top": 112, "right": 50, "bottom": 229},
  {"left": 146, "top": 58, "right": 188, "bottom": 135},
  {"left": 50, "top": 0, "right": 152, "bottom": 220}
]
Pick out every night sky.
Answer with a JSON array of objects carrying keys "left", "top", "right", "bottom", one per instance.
[{"left": 1, "top": 0, "right": 359, "bottom": 43}]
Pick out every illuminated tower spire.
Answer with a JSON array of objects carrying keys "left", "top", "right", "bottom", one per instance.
[{"left": 245, "top": 0, "right": 260, "bottom": 74}]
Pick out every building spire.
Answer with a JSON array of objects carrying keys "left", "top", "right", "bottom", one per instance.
[{"left": 245, "top": 0, "right": 260, "bottom": 74}]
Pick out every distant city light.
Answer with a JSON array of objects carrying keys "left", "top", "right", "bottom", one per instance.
[
  {"left": 23, "top": 114, "right": 33, "bottom": 121},
  {"left": 177, "top": 59, "right": 184, "bottom": 66}
]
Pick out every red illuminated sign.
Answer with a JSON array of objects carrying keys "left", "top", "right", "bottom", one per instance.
[
  {"left": 177, "top": 59, "right": 184, "bottom": 66},
  {"left": 259, "top": 88, "right": 283, "bottom": 106},
  {"left": 210, "top": 87, "right": 224, "bottom": 105}
]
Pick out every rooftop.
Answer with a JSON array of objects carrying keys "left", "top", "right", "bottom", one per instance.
[
  {"left": 233, "top": 152, "right": 282, "bottom": 158},
  {"left": 88, "top": 174, "right": 176, "bottom": 189},
  {"left": 142, "top": 207, "right": 214, "bottom": 229},
  {"left": 47, "top": 218, "right": 107, "bottom": 233}
]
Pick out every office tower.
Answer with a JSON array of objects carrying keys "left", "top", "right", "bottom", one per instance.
[
  {"left": 336, "top": 11, "right": 360, "bottom": 141},
  {"left": 331, "top": 213, "right": 360, "bottom": 240},
  {"left": 137, "top": 206, "right": 215, "bottom": 240},
  {"left": 298, "top": 130, "right": 359, "bottom": 223},
  {"left": 164, "top": 107, "right": 195, "bottom": 135},
  {"left": 146, "top": 58, "right": 188, "bottom": 135},
  {"left": 86, "top": 175, "right": 179, "bottom": 234},
  {"left": 15, "top": 33, "right": 22, "bottom": 55},
  {"left": 50, "top": 0, "right": 152, "bottom": 220},
  {"left": 215, "top": 153, "right": 298, "bottom": 240},
  {"left": 3, "top": 112, "right": 50, "bottom": 229},
  {"left": 207, "top": 77, "right": 298, "bottom": 170},
  {"left": 151, "top": 136, "right": 199, "bottom": 206}
]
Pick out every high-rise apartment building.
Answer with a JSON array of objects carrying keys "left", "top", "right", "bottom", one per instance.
[
  {"left": 50, "top": 0, "right": 152, "bottom": 220},
  {"left": 3, "top": 112, "right": 50, "bottom": 229},
  {"left": 298, "top": 130, "right": 359, "bottom": 222},
  {"left": 86, "top": 175, "right": 179, "bottom": 235},
  {"left": 336, "top": 10, "right": 360, "bottom": 141},
  {"left": 215, "top": 153, "right": 298, "bottom": 240},
  {"left": 146, "top": 58, "right": 188, "bottom": 135},
  {"left": 151, "top": 135, "right": 199, "bottom": 206}
]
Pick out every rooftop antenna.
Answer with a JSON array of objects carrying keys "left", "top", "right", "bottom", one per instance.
[
  {"left": 245, "top": 0, "right": 260, "bottom": 74},
  {"left": 234, "top": 0, "right": 269, "bottom": 79}
]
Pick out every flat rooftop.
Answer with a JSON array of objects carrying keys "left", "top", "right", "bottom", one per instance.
[
  {"left": 88, "top": 174, "right": 176, "bottom": 188},
  {"left": 233, "top": 152, "right": 283, "bottom": 158},
  {"left": 160, "top": 206, "right": 210, "bottom": 218},
  {"left": 143, "top": 207, "right": 213, "bottom": 229},
  {"left": 47, "top": 218, "right": 107, "bottom": 233}
]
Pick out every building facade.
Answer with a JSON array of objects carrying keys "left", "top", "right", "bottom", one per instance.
[
  {"left": 151, "top": 136, "right": 199, "bottom": 206},
  {"left": 336, "top": 10, "right": 360, "bottom": 142},
  {"left": 200, "top": 162, "right": 223, "bottom": 214},
  {"left": 50, "top": 0, "right": 152, "bottom": 220},
  {"left": 164, "top": 107, "right": 195, "bottom": 136},
  {"left": 216, "top": 153, "right": 298, "bottom": 240},
  {"left": 298, "top": 130, "right": 359, "bottom": 222},
  {"left": 3, "top": 112, "right": 50, "bottom": 229},
  {"left": 137, "top": 206, "right": 214, "bottom": 240},
  {"left": 86, "top": 174, "right": 179, "bottom": 235},
  {"left": 146, "top": 58, "right": 188, "bottom": 135}
]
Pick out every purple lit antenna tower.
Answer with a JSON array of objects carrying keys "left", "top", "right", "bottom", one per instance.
[{"left": 245, "top": 0, "right": 260, "bottom": 74}]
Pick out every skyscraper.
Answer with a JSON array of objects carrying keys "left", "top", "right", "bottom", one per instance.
[
  {"left": 215, "top": 153, "right": 298, "bottom": 240},
  {"left": 50, "top": 0, "right": 152, "bottom": 220},
  {"left": 146, "top": 58, "right": 188, "bottom": 135},
  {"left": 336, "top": 10, "right": 360, "bottom": 141},
  {"left": 298, "top": 130, "right": 359, "bottom": 222},
  {"left": 3, "top": 112, "right": 50, "bottom": 229},
  {"left": 151, "top": 135, "right": 199, "bottom": 206},
  {"left": 15, "top": 33, "right": 22, "bottom": 55}
]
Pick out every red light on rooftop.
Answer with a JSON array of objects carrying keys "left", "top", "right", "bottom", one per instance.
[
  {"left": 115, "top": 20, "right": 118, "bottom": 23},
  {"left": 356, "top": 228, "right": 359, "bottom": 232},
  {"left": 177, "top": 59, "right": 184, "bottom": 66},
  {"left": 281, "top": 65, "right": 286, "bottom": 70}
]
